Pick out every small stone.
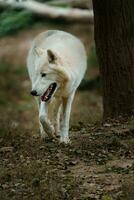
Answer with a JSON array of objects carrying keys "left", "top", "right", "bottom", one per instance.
[
  {"left": 0, "top": 147, "right": 14, "bottom": 153},
  {"left": 69, "top": 160, "right": 78, "bottom": 166},
  {"left": 2, "top": 184, "right": 9, "bottom": 189},
  {"left": 103, "top": 123, "right": 112, "bottom": 127},
  {"left": 15, "top": 183, "right": 21, "bottom": 187}
]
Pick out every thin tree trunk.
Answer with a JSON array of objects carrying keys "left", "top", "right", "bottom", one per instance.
[{"left": 93, "top": 0, "right": 134, "bottom": 119}]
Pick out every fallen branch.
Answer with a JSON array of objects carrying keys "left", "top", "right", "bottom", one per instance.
[
  {"left": 47, "top": 0, "right": 91, "bottom": 9},
  {"left": 0, "top": 0, "right": 94, "bottom": 23}
]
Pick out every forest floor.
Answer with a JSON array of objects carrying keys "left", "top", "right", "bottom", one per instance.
[
  {"left": 0, "top": 115, "right": 134, "bottom": 200},
  {"left": 0, "top": 24, "right": 134, "bottom": 200}
]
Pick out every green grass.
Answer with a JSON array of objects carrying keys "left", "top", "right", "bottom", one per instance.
[
  {"left": 0, "top": 8, "right": 73, "bottom": 37},
  {"left": 0, "top": 10, "right": 33, "bottom": 36},
  {"left": 88, "top": 46, "right": 99, "bottom": 68}
]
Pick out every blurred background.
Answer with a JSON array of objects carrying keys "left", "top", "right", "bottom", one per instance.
[{"left": 0, "top": 0, "right": 102, "bottom": 133}]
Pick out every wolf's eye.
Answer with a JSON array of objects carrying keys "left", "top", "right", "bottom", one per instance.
[{"left": 41, "top": 73, "right": 46, "bottom": 77}]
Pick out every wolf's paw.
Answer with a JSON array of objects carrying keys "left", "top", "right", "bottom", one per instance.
[
  {"left": 42, "top": 136, "right": 59, "bottom": 144},
  {"left": 60, "top": 137, "right": 70, "bottom": 144},
  {"left": 40, "top": 131, "right": 48, "bottom": 140}
]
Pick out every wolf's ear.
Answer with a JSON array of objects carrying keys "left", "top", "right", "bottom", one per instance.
[
  {"left": 47, "top": 49, "right": 57, "bottom": 64},
  {"left": 34, "top": 47, "right": 44, "bottom": 56}
]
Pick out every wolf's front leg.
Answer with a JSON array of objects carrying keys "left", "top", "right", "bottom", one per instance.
[
  {"left": 38, "top": 101, "right": 47, "bottom": 139},
  {"left": 60, "top": 92, "right": 75, "bottom": 143},
  {"left": 39, "top": 101, "right": 56, "bottom": 139},
  {"left": 51, "top": 98, "right": 62, "bottom": 137},
  {"left": 35, "top": 97, "right": 47, "bottom": 139}
]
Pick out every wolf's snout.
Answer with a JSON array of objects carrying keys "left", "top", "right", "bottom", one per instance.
[{"left": 30, "top": 90, "right": 38, "bottom": 96}]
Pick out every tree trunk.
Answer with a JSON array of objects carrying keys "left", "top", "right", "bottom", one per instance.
[{"left": 93, "top": 0, "right": 134, "bottom": 119}]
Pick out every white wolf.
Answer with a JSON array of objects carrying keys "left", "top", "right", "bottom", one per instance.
[{"left": 27, "top": 30, "right": 87, "bottom": 143}]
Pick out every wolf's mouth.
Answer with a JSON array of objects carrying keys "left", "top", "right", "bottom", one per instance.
[{"left": 41, "top": 83, "right": 57, "bottom": 102}]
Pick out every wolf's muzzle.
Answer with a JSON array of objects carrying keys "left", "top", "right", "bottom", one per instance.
[{"left": 30, "top": 90, "right": 38, "bottom": 96}]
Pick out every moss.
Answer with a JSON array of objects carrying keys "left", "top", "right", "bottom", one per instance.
[{"left": 102, "top": 196, "right": 113, "bottom": 200}]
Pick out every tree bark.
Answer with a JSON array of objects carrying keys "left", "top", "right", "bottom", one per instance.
[{"left": 93, "top": 0, "right": 134, "bottom": 119}]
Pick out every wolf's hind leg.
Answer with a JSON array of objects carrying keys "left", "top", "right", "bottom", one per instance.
[
  {"left": 51, "top": 98, "right": 62, "bottom": 137},
  {"left": 60, "top": 91, "right": 75, "bottom": 143},
  {"left": 54, "top": 105, "right": 62, "bottom": 137}
]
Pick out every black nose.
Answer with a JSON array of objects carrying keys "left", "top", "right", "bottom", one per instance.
[{"left": 30, "top": 90, "right": 38, "bottom": 96}]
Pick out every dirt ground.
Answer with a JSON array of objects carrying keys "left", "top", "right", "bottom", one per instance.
[{"left": 0, "top": 24, "right": 134, "bottom": 200}]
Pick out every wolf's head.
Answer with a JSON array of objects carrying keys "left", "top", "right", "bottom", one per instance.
[{"left": 30, "top": 47, "right": 69, "bottom": 102}]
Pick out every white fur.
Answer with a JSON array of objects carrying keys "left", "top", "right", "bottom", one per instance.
[{"left": 27, "top": 30, "right": 87, "bottom": 143}]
